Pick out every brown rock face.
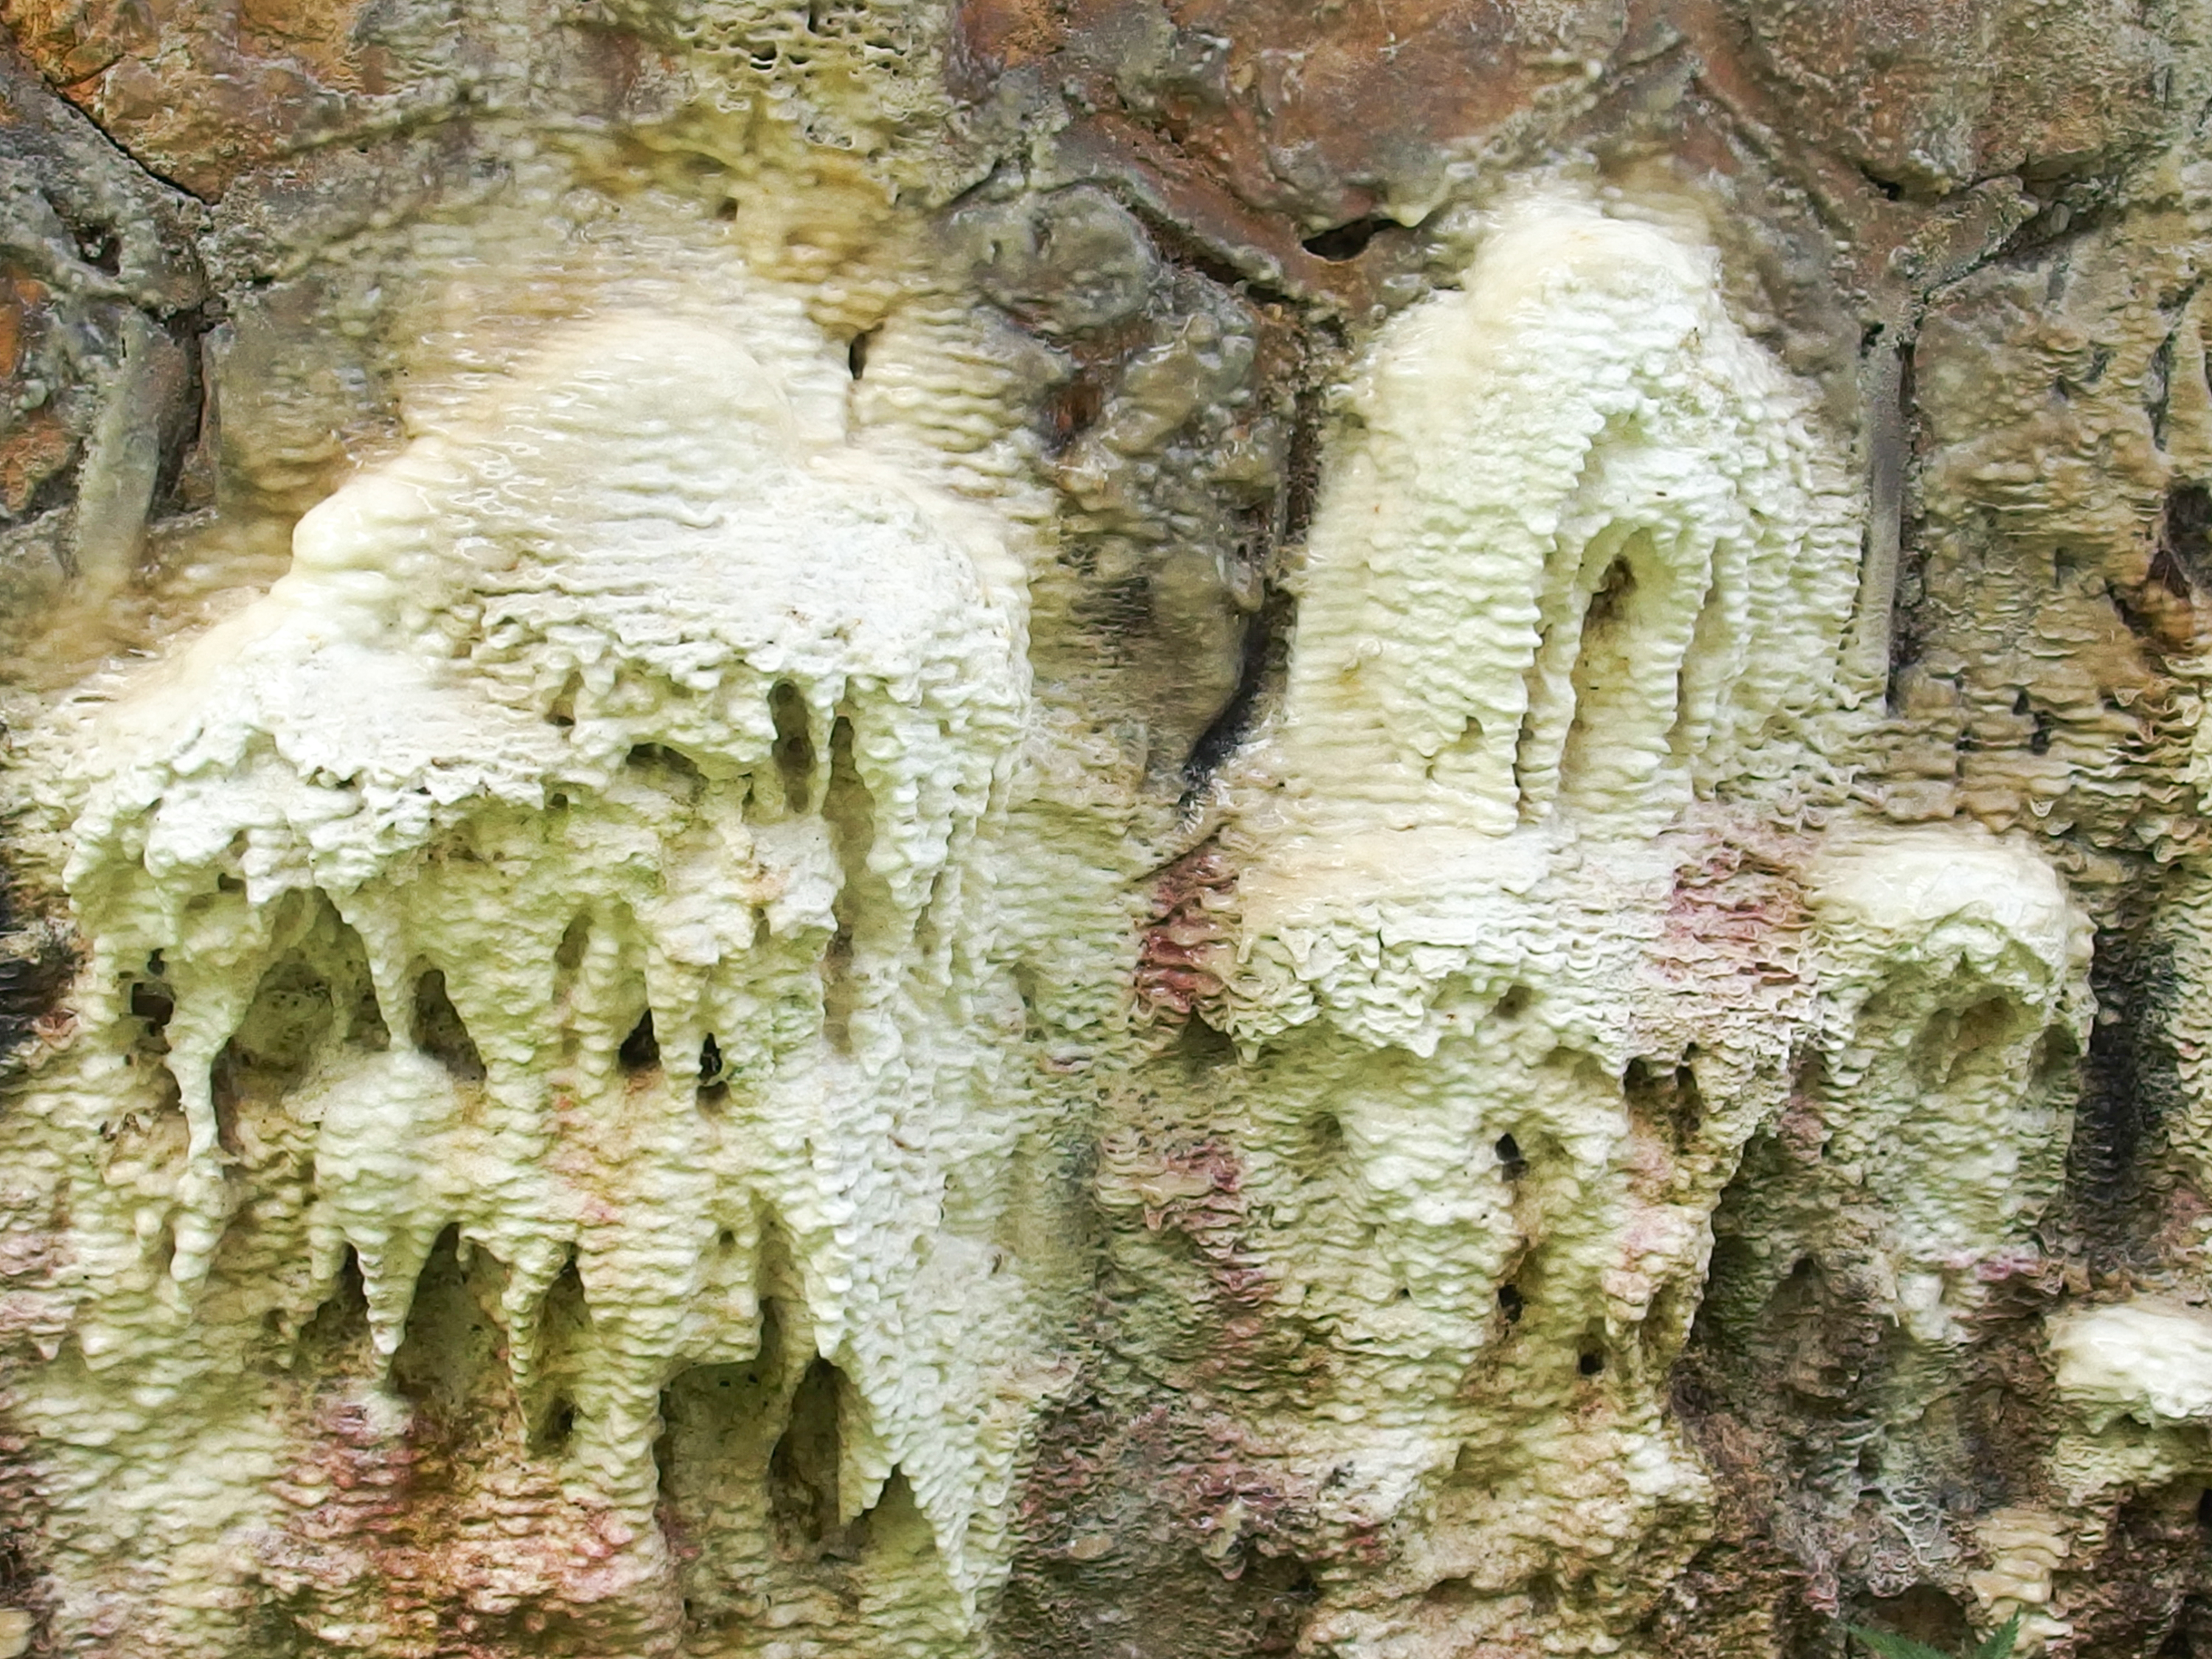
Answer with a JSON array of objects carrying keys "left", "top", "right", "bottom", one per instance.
[{"left": 5, "top": 1, "right": 2212, "bottom": 1658}]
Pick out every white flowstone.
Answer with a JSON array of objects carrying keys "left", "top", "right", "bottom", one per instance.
[{"left": 2051, "top": 1301, "right": 2212, "bottom": 1428}]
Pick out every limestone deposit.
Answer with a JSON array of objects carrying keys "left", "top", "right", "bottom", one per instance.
[{"left": 4, "top": 2, "right": 2212, "bottom": 1657}]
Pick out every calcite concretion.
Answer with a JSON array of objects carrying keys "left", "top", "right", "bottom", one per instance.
[
  {"left": 18, "top": 300, "right": 1071, "bottom": 1647},
  {"left": 4, "top": 0, "right": 2212, "bottom": 1646},
  {"left": 1270, "top": 192, "right": 1865, "bottom": 841},
  {"left": 0, "top": 170, "right": 2122, "bottom": 1659}
]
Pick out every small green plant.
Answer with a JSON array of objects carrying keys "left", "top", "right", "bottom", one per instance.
[{"left": 1845, "top": 1610, "right": 2023, "bottom": 1659}]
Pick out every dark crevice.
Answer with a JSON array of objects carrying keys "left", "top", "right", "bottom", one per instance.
[
  {"left": 698, "top": 1034, "right": 727, "bottom": 1107},
  {"left": 207, "top": 902, "right": 382, "bottom": 1160},
  {"left": 1997, "top": 176, "right": 2127, "bottom": 260},
  {"left": 2162, "top": 482, "right": 2212, "bottom": 590},
  {"left": 2110, "top": 577, "right": 2163, "bottom": 641},
  {"left": 144, "top": 302, "right": 215, "bottom": 516},
  {"left": 1877, "top": 335, "right": 1921, "bottom": 712},
  {"left": 1115, "top": 201, "right": 1304, "bottom": 311},
  {"left": 768, "top": 1357, "right": 845, "bottom": 1551},
  {"left": 1624, "top": 1055, "right": 1703, "bottom": 1146},
  {"left": 1178, "top": 378, "right": 1321, "bottom": 800},
  {"left": 2150, "top": 329, "right": 2178, "bottom": 451},
  {"left": 1040, "top": 369, "right": 1107, "bottom": 451},
  {"left": 1860, "top": 167, "right": 1905, "bottom": 202},
  {"left": 128, "top": 975, "right": 174, "bottom": 1040},
  {"left": 0, "top": 868, "right": 74, "bottom": 1083},
  {"left": 294, "top": 1246, "right": 371, "bottom": 1371},
  {"left": 16, "top": 462, "right": 82, "bottom": 525},
  {"left": 820, "top": 714, "right": 876, "bottom": 1053},
  {"left": 619, "top": 1009, "right": 660, "bottom": 1074},
  {"left": 2065, "top": 914, "right": 2184, "bottom": 1265},
  {"left": 75, "top": 226, "right": 119, "bottom": 274},
  {"left": 1175, "top": 1012, "right": 1235, "bottom": 1068},
  {"left": 625, "top": 742, "right": 704, "bottom": 788},
  {"left": 411, "top": 968, "right": 485, "bottom": 1082},
  {"left": 1279, "top": 383, "right": 1325, "bottom": 549},
  {"left": 537, "top": 1398, "right": 577, "bottom": 1454},
  {"left": 1495, "top": 1133, "right": 1527, "bottom": 1180},
  {"left": 529, "top": 1249, "right": 592, "bottom": 1455},
  {"left": 7, "top": 60, "right": 214, "bottom": 208},
  {"left": 389, "top": 1225, "right": 510, "bottom": 1440},
  {"left": 1300, "top": 215, "right": 1389, "bottom": 262},
  {"left": 770, "top": 680, "right": 814, "bottom": 813},
  {"left": 546, "top": 671, "right": 581, "bottom": 728},
  {"left": 1180, "top": 580, "right": 1291, "bottom": 801}
]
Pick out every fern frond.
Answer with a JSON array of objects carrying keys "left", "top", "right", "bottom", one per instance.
[
  {"left": 1846, "top": 1626, "right": 1958, "bottom": 1659},
  {"left": 1975, "top": 1612, "right": 2024, "bottom": 1659}
]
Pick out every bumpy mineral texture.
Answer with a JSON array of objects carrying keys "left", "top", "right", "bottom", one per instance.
[{"left": 5, "top": 2, "right": 2212, "bottom": 1657}]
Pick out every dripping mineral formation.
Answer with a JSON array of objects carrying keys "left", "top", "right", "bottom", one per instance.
[{"left": 4, "top": 2, "right": 2212, "bottom": 1655}]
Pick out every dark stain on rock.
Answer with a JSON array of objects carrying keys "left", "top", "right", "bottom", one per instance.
[{"left": 2065, "top": 914, "right": 2185, "bottom": 1264}]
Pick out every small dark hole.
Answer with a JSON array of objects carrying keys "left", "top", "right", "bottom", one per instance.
[
  {"left": 1043, "top": 375, "right": 1105, "bottom": 447},
  {"left": 130, "top": 981, "right": 175, "bottom": 1029},
  {"left": 619, "top": 1010, "right": 661, "bottom": 1074},
  {"left": 1495, "top": 1133, "right": 1526, "bottom": 1178},
  {"left": 847, "top": 327, "right": 878, "bottom": 380},
  {"left": 770, "top": 681, "right": 814, "bottom": 813},
  {"left": 1301, "top": 216, "right": 1388, "bottom": 261},
  {"left": 2166, "top": 481, "right": 2212, "bottom": 586},
  {"left": 1578, "top": 1350, "right": 1604, "bottom": 1377},
  {"left": 2012, "top": 688, "right": 2031, "bottom": 715},
  {"left": 698, "top": 1034, "right": 728, "bottom": 1107},
  {"left": 625, "top": 742, "right": 702, "bottom": 782},
  {"left": 540, "top": 1398, "right": 577, "bottom": 1453},
  {"left": 1497, "top": 1283, "right": 1523, "bottom": 1323},
  {"left": 412, "top": 969, "right": 486, "bottom": 1082},
  {"left": 546, "top": 670, "right": 580, "bottom": 728},
  {"left": 715, "top": 197, "right": 738, "bottom": 221},
  {"left": 2029, "top": 710, "right": 2054, "bottom": 755},
  {"left": 1494, "top": 984, "right": 1531, "bottom": 1019},
  {"left": 2197, "top": 1488, "right": 2212, "bottom": 1529}
]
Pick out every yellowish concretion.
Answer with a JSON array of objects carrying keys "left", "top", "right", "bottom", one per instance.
[{"left": 0, "top": 185, "right": 2137, "bottom": 1657}]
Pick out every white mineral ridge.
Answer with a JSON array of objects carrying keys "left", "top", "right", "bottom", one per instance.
[
  {"left": 1809, "top": 824, "right": 2090, "bottom": 986},
  {"left": 1274, "top": 186, "right": 1860, "bottom": 839},
  {"left": 44, "top": 307, "right": 1043, "bottom": 1612},
  {"left": 2051, "top": 1301, "right": 2212, "bottom": 1427}
]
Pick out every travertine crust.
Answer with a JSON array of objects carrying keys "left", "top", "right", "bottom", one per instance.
[{"left": 4, "top": 1, "right": 2212, "bottom": 1655}]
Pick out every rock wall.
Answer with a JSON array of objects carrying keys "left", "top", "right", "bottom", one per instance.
[{"left": 4, "top": 2, "right": 2212, "bottom": 1656}]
